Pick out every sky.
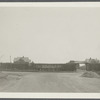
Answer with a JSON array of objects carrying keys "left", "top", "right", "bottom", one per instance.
[{"left": 0, "top": 7, "right": 100, "bottom": 63}]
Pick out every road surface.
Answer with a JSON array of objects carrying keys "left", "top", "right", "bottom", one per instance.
[{"left": 0, "top": 72, "right": 100, "bottom": 92}]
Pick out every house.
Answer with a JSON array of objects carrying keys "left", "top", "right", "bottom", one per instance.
[
  {"left": 13, "top": 56, "right": 31, "bottom": 64},
  {"left": 85, "top": 58, "right": 100, "bottom": 64}
]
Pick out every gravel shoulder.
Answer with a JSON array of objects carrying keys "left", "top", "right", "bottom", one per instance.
[{"left": 0, "top": 71, "right": 100, "bottom": 92}]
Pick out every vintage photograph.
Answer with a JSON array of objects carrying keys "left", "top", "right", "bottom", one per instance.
[{"left": 0, "top": 4, "right": 100, "bottom": 93}]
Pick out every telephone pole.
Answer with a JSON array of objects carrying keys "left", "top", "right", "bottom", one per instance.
[{"left": 10, "top": 56, "right": 12, "bottom": 63}]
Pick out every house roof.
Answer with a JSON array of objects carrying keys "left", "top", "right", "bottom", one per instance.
[{"left": 14, "top": 56, "right": 31, "bottom": 63}]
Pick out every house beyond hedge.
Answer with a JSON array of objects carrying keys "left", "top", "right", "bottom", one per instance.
[{"left": 13, "top": 56, "right": 31, "bottom": 64}]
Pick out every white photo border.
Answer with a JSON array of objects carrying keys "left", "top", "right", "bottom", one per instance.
[{"left": 0, "top": 2, "right": 100, "bottom": 98}]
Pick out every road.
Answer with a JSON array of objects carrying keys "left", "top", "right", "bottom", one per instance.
[{"left": 0, "top": 72, "right": 100, "bottom": 92}]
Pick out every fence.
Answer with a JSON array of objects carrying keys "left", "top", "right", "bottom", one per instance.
[
  {"left": 0, "top": 63, "right": 78, "bottom": 72},
  {"left": 86, "top": 63, "right": 100, "bottom": 71}
]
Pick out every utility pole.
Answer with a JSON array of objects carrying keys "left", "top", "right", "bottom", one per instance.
[
  {"left": 10, "top": 56, "right": 11, "bottom": 63},
  {"left": 0, "top": 55, "right": 4, "bottom": 71}
]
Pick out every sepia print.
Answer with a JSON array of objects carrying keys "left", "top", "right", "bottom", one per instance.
[{"left": 0, "top": 3, "right": 100, "bottom": 95}]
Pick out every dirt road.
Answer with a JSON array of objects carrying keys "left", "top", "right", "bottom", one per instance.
[{"left": 0, "top": 72, "right": 100, "bottom": 92}]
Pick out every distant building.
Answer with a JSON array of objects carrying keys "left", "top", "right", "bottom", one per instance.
[
  {"left": 14, "top": 56, "right": 31, "bottom": 64},
  {"left": 85, "top": 58, "right": 100, "bottom": 64},
  {"left": 69, "top": 60, "right": 75, "bottom": 63}
]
